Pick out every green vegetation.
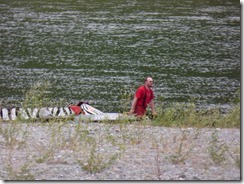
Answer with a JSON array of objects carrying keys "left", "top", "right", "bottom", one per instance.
[
  {"left": 3, "top": 80, "right": 240, "bottom": 129},
  {"left": 151, "top": 102, "right": 240, "bottom": 128},
  {"left": 21, "top": 80, "right": 68, "bottom": 109},
  {"left": 0, "top": 81, "right": 240, "bottom": 179},
  {"left": 208, "top": 131, "right": 227, "bottom": 165},
  {"left": 118, "top": 87, "right": 240, "bottom": 129}
]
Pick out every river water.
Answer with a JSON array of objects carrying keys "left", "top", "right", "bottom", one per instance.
[{"left": 0, "top": 0, "right": 240, "bottom": 112}]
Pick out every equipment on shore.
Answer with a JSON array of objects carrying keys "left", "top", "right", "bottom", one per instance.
[{"left": 0, "top": 101, "right": 135, "bottom": 122}]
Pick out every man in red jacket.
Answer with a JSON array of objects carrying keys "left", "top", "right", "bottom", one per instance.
[{"left": 129, "top": 76, "right": 157, "bottom": 118}]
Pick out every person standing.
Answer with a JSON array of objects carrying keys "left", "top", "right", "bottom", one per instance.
[{"left": 129, "top": 76, "right": 157, "bottom": 118}]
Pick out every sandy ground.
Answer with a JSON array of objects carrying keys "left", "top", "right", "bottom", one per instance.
[{"left": 0, "top": 121, "right": 240, "bottom": 181}]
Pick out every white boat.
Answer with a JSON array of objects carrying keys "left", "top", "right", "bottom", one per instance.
[
  {"left": 75, "top": 112, "right": 136, "bottom": 122},
  {"left": 71, "top": 103, "right": 136, "bottom": 122}
]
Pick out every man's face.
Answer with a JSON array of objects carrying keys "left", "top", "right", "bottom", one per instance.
[{"left": 146, "top": 78, "right": 153, "bottom": 88}]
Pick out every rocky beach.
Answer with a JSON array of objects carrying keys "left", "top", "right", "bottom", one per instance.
[{"left": 0, "top": 121, "right": 240, "bottom": 181}]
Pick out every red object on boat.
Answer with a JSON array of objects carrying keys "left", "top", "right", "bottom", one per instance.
[{"left": 69, "top": 105, "right": 82, "bottom": 115}]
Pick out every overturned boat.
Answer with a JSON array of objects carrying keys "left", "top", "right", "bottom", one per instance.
[{"left": 0, "top": 102, "right": 135, "bottom": 122}]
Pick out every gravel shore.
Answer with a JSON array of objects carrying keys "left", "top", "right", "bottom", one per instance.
[{"left": 0, "top": 121, "right": 240, "bottom": 180}]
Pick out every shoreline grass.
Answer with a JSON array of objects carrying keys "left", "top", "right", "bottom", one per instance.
[
  {"left": 0, "top": 80, "right": 240, "bottom": 129},
  {"left": 0, "top": 81, "right": 240, "bottom": 180},
  {"left": 151, "top": 102, "right": 240, "bottom": 129}
]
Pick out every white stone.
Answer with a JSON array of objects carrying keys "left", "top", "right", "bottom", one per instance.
[
  {"left": 10, "top": 108, "right": 17, "bottom": 120},
  {"left": 2, "top": 108, "right": 9, "bottom": 121},
  {"left": 39, "top": 108, "right": 52, "bottom": 118}
]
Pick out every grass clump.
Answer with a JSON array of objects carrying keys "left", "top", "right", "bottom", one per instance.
[
  {"left": 3, "top": 152, "right": 35, "bottom": 180},
  {"left": 21, "top": 79, "right": 68, "bottom": 111},
  {"left": 168, "top": 129, "right": 192, "bottom": 164},
  {"left": 77, "top": 141, "right": 120, "bottom": 174},
  {"left": 208, "top": 131, "right": 227, "bottom": 165},
  {"left": 151, "top": 102, "right": 240, "bottom": 128},
  {"left": 0, "top": 122, "right": 29, "bottom": 149},
  {"left": 21, "top": 80, "right": 52, "bottom": 109},
  {"left": 72, "top": 124, "right": 127, "bottom": 174}
]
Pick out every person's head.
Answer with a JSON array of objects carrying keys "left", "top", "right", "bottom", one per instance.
[{"left": 144, "top": 76, "right": 153, "bottom": 88}]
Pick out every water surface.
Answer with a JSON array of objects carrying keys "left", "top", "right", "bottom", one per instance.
[{"left": 0, "top": 0, "right": 240, "bottom": 112}]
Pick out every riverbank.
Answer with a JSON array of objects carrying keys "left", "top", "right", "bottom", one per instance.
[{"left": 0, "top": 121, "right": 240, "bottom": 180}]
